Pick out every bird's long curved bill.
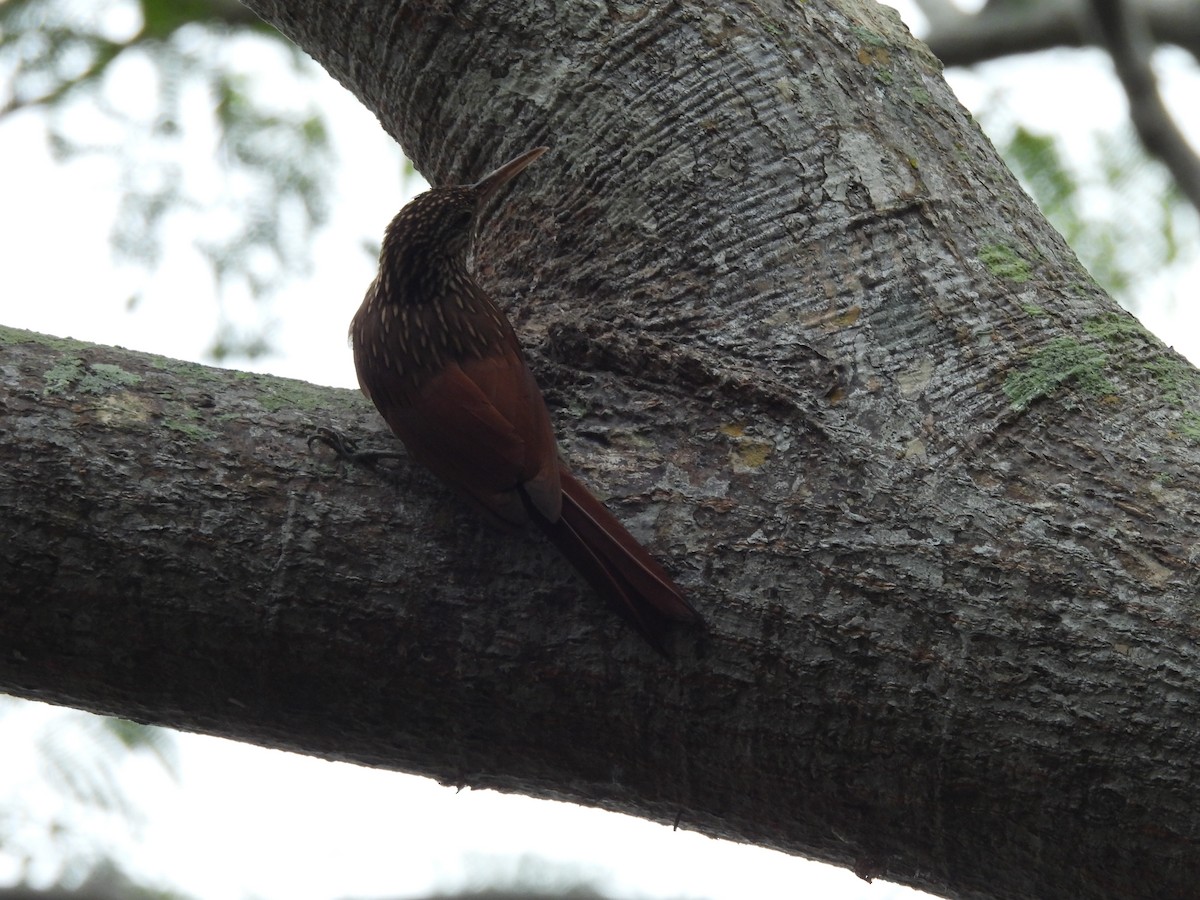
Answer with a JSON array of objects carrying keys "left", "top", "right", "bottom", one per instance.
[{"left": 473, "top": 146, "right": 549, "bottom": 203}]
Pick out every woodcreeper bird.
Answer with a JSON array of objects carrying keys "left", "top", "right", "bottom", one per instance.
[{"left": 333, "top": 146, "right": 700, "bottom": 652}]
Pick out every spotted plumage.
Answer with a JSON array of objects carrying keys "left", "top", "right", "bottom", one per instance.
[{"left": 348, "top": 146, "right": 700, "bottom": 652}]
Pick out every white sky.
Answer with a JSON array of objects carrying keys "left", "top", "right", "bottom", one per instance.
[{"left": 2, "top": 3, "right": 1198, "bottom": 899}]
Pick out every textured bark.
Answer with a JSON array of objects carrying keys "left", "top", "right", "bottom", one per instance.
[{"left": 3, "top": 2, "right": 1200, "bottom": 899}]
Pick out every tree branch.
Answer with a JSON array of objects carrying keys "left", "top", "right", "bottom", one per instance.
[
  {"left": 922, "top": 0, "right": 1200, "bottom": 68},
  {"left": 910, "top": 0, "right": 959, "bottom": 31},
  {"left": 8, "top": 1, "right": 1200, "bottom": 898},
  {"left": 1088, "top": 0, "right": 1200, "bottom": 214}
]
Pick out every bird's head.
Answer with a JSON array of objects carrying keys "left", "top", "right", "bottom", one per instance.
[{"left": 380, "top": 146, "right": 548, "bottom": 284}]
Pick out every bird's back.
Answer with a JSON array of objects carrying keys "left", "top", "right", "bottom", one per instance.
[{"left": 351, "top": 274, "right": 561, "bottom": 526}]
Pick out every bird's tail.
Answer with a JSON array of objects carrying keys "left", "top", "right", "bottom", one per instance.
[{"left": 532, "top": 469, "right": 701, "bottom": 653}]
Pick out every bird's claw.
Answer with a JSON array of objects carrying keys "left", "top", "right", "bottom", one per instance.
[
  {"left": 308, "top": 426, "right": 358, "bottom": 457},
  {"left": 307, "top": 426, "right": 403, "bottom": 467}
]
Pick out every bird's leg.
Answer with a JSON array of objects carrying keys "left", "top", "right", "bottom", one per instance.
[{"left": 307, "top": 426, "right": 405, "bottom": 468}]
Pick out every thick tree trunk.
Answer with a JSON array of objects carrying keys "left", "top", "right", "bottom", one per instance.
[{"left": 3, "top": 2, "right": 1200, "bottom": 899}]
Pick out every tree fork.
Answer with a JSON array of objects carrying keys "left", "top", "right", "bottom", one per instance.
[{"left": 5, "top": 0, "right": 1200, "bottom": 897}]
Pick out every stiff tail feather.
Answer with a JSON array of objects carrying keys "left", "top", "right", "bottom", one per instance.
[{"left": 530, "top": 469, "right": 701, "bottom": 653}]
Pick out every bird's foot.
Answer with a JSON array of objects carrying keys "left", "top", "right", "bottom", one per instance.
[{"left": 307, "top": 426, "right": 404, "bottom": 468}]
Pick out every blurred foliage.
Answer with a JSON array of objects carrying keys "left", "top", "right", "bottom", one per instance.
[
  {"left": 38, "top": 711, "right": 179, "bottom": 818},
  {"left": 409, "top": 853, "right": 701, "bottom": 900},
  {"left": 435, "top": 854, "right": 611, "bottom": 900},
  {"left": 0, "top": 858, "right": 193, "bottom": 900},
  {"left": 997, "top": 122, "right": 1193, "bottom": 310},
  {"left": 0, "top": 0, "right": 334, "bottom": 359},
  {"left": 0, "top": 697, "right": 178, "bottom": 890}
]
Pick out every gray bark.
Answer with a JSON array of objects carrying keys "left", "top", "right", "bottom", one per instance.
[
  {"left": 3, "top": 2, "right": 1200, "bottom": 899},
  {"left": 919, "top": 0, "right": 1200, "bottom": 67}
]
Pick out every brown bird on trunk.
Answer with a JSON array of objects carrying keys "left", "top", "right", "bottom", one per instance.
[{"left": 332, "top": 146, "right": 700, "bottom": 652}]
